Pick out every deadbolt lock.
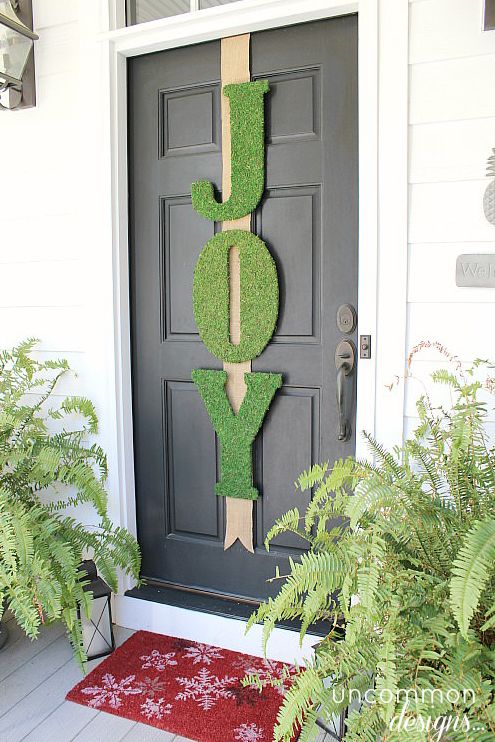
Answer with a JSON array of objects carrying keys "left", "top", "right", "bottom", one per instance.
[{"left": 336, "top": 304, "right": 357, "bottom": 334}]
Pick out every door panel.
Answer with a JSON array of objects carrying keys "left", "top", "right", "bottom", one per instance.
[
  {"left": 259, "top": 387, "right": 318, "bottom": 551},
  {"left": 129, "top": 16, "right": 358, "bottom": 602},
  {"left": 255, "top": 185, "right": 320, "bottom": 341},
  {"left": 166, "top": 381, "right": 220, "bottom": 539}
]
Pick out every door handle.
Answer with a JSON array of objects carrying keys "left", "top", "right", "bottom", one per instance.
[
  {"left": 336, "top": 364, "right": 349, "bottom": 441},
  {"left": 335, "top": 340, "right": 355, "bottom": 442}
]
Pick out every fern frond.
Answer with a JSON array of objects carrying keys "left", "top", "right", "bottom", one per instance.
[
  {"left": 450, "top": 518, "right": 495, "bottom": 637},
  {"left": 265, "top": 508, "right": 304, "bottom": 551},
  {"left": 0, "top": 341, "right": 140, "bottom": 668},
  {"left": 297, "top": 462, "right": 328, "bottom": 491},
  {"left": 248, "top": 356, "right": 495, "bottom": 740}
]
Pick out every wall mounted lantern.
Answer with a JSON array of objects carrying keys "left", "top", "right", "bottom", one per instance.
[
  {"left": 484, "top": 0, "right": 495, "bottom": 30},
  {"left": 0, "top": 0, "right": 38, "bottom": 110}
]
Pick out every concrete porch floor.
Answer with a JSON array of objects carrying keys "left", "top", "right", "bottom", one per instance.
[{"left": 0, "top": 614, "right": 331, "bottom": 742}]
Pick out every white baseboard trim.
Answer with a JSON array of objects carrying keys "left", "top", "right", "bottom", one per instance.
[{"left": 113, "top": 594, "right": 314, "bottom": 665}]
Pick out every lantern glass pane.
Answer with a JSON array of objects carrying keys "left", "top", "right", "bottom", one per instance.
[
  {"left": 0, "top": 2, "right": 32, "bottom": 81},
  {"left": 81, "top": 596, "right": 113, "bottom": 658}
]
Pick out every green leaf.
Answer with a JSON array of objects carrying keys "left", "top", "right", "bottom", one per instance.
[{"left": 450, "top": 518, "right": 495, "bottom": 638}]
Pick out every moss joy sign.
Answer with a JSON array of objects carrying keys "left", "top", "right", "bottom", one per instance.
[{"left": 191, "top": 79, "right": 282, "bottom": 543}]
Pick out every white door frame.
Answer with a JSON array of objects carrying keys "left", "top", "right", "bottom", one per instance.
[{"left": 85, "top": 0, "right": 408, "bottom": 654}]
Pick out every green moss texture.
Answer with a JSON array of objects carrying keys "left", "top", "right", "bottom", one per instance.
[
  {"left": 192, "top": 369, "right": 282, "bottom": 499},
  {"left": 191, "top": 80, "right": 269, "bottom": 222},
  {"left": 192, "top": 229, "right": 279, "bottom": 363}
]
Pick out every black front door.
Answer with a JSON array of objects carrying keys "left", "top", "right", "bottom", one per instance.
[{"left": 129, "top": 16, "right": 358, "bottom": 603}]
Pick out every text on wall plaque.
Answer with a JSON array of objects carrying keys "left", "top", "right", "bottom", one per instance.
[{"left": 456, "top": 254, "right": 495, "bottom": 288}]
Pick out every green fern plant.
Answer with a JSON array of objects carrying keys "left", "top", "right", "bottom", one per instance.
[
  {"left": 0, "top": 339, "right": 140, "bottom": 667},
  {"left": 248, "top": 352, "right": 495, "bottom": 740}
]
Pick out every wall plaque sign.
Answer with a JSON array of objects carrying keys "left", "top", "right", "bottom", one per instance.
[{"left": 456, "top": 254, "right": 495, "bottom": 287}]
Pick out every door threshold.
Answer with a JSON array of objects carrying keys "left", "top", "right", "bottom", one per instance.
[{"left": 125, "top": 584, "right": 329, "bottom": 637}]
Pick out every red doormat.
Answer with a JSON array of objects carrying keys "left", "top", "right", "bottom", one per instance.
[{"left": 67, "top": 630, "right": 299, "bottom": 741}]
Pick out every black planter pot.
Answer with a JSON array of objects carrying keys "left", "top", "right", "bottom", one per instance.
[{"left": 0, "top": 620, "right": 8, "bottom": 650}]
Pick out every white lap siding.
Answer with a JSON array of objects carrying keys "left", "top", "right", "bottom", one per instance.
[
  {"left": 0, "top": 0, "right": 122, "bottom": 530},
  {"left": 407, "top": 0, "right": 495, "bottom": 431}
]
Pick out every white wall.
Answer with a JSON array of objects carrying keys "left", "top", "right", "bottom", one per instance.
[
  {"left": 406, "top": 0, "right": 495, "bottom": 428},
  {"left": 0, "top": 0, "right": 123, "bottom": 531},
  {"left": 1, "top": 1, "right": 82, "bottom": 359}
]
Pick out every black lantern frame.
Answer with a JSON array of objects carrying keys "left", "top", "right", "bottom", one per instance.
[
  {"left": 78, "top": 560, "right": 116, "bottom": 661},
  {"left": 313, "top": 639, "right": 348, "bottom": 741},
  {"left": 484, "top": 0, "right": 495, "bottom": 31},
  {"left": 0, "top": 0, "right": 38, "bottom": 110}
]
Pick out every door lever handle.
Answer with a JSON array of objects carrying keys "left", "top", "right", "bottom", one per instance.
[
  {"left": 336, "top": 363, "right": 349, "bottom": 440},
  {"left": 335, "top": 340, "right": 355, "bottom": 443}
]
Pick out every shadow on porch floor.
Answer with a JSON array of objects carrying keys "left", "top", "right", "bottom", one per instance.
[{"left": 0, "top": 614, "right": 331, "bottom": 742}]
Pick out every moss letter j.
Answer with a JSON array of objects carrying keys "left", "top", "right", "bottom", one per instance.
[
  {"left": 191, "top": 80, "right": 269, "bottom": 222},
  {"left": 192, "top": 369, "right": 282, "bottom": 500}
]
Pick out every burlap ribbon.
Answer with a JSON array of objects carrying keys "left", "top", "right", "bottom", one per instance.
[{"left": 221, "top": 34, "right": 254, "bottom": 552}]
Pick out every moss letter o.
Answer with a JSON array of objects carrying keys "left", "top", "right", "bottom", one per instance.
[{"left": 192, "top": 230, "right": 278, "bottom": 363}]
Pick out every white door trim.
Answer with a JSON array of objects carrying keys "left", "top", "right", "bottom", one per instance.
[{"left": 86, "top": 0, "right": 408, "bottom": 646}]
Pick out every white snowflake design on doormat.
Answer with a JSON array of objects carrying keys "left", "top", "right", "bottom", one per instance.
[
  {"left": 140, "top": 697, "right": 173, "bottom": 720},
  {"left": 234, "top": 722, "right": 265, "bottom": 742},
  {"left": 140, "top": 649, "right": 177, "bottom": 671},
  {"left": 134, "top": 675, "right": 168, "bottom": 698},
  {"left": 175, "top": 667, "right": 236, "bottom": 710},
  {"left": 183, "top": 642, "right": 224, "bottom": 665},
  {"left": 80, "top": 673, "right": 141, "bottom": 709},
  {"left": 232, "top": 656, "right": 263, "bottom": 675}
]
